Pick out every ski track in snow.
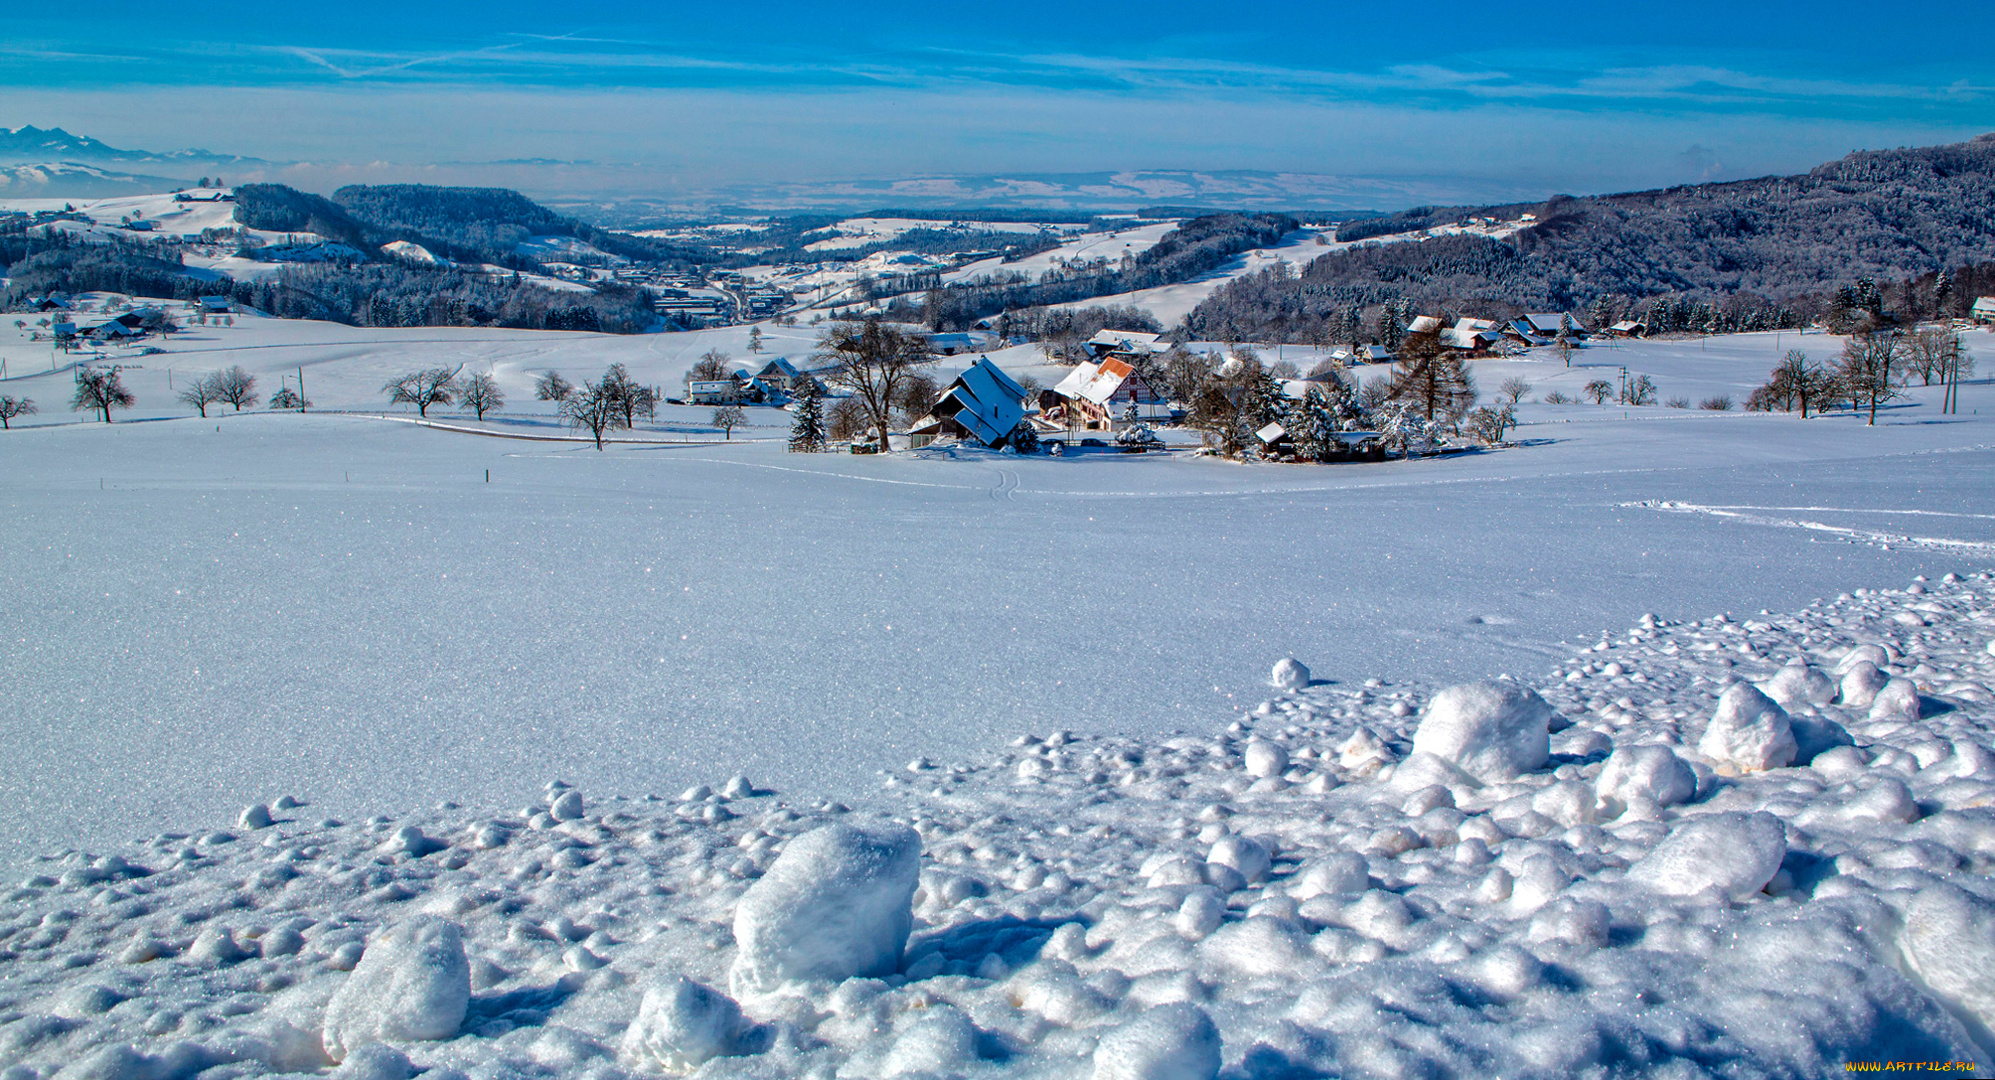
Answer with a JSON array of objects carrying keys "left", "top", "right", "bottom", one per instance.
[{"left": 1629, "top": 500, "right": 1995, "bottom": 555}]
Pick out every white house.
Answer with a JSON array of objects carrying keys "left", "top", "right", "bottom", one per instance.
[{"left": 1971, "top": 297, "right": 1995, "bottom": 324}]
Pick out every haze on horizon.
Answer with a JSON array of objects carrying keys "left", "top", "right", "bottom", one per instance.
[{"left": 3, "top": 0, "right": 1992, "bottom": 211}]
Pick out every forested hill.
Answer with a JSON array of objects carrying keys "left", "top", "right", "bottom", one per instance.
[
  {"left": 1188, "top": 134, "right": 1995, "bottom": 341},
  {"left": 234, "top": 183, "right": 699, "bottom": 268}
]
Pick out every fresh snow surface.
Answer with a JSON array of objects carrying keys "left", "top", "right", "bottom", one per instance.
[
  {"left": 3, "top": 315, "right": 1995, "bottom": 1075},
  {"left": 0, "top": 576, "right": 1993, "bottom": 1076}
]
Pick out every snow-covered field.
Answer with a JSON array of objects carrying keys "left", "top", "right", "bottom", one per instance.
[{"left": 3, "top": 316, "right": 1995, "bottom": 1077}]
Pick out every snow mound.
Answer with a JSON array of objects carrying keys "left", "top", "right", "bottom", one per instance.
[
  {"left": 1596, "top": 744, "right": 1697, "bottom": 811},
  {"left": 1409, "top": 682, "right": 1553, "bottom": 782},
  {"left": 1699, "top": 682, "right": 1797, "bottom": 773},
  {"left": 1091, "top": 1003, "right": 1222, "bottom": 1080},
  {"left": 728, "top": 820, "right": 921, "bottom": 996},
  {"left": 1270, "top": 658, "right": 1310, "bottom": 692},
  {"left": 1900, "top": 884, "right": 1995, "bottom": 1044},
  {"left": 1632, "top": 811, "right": 1787, "bottom": 900},
  {"left": 321, "top": 917, "right": 471, "bottom": 1062},
  {"left": 620, "top": 975, "right": 745, "bottom": 1075},
  {"left": 1762, "top": 659, "right": 1836, "bottom": 708}
]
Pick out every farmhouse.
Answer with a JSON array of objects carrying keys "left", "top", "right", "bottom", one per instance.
[
  {"left": 1083, "top": 329, "right": 1165, "bottom": 361},
  {"left": 905, "top": 357, "right": 1029, "bottom": 448},
  {"left": 687, "top": 379, "right": 739, "bottom": 405},
  {"left": 1972, "top": 297, "right": 1995, "bottom": 324}
]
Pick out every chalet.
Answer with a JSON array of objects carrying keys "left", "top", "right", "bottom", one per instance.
[
  {"left": 927, "top": 331, "right": 999, "bottom": 356},
  {"left": 1040, "top": 358, "right": 1129, "bottom": 431},
  {"left": 1972, "top": 297, "right": 1995, "bottom": 324},
  {"left": 198, "top": 296, "right": 233, "bottom": 315},
  {"left": 1083, "top": 329, "right": 1165, "bottom": 361},
  {"left": 751, "top": 357, "right": 804, "bottom": 393},
  {"left": 687, "top": 379, "right": 740, "bottom": 405},
  {"left": 123, "top": 219, "right": 156, "bottom": 232},
  {"left": 1521, "top": 313, "right": 1584, "bottom": 338},
  {"left": 31, "top": 296, "right": 72, "bottom": 312},
  {"left": 905, "top": 357, "right": 1029, "bottom": 448},
  {"left": 1606, "top": 320, "right": 1648, "bottom": 338},
  {"left": 1353, "top": 344, "right": 1393, "bottom": 364},
  {"left": 1406, "top": 315, "right": 1444, "bottom": 335}
]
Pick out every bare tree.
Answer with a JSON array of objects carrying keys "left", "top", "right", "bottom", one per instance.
[
  {"left": 689, "top": 350, "right": 732, "bottom": 384},
  {"left": 814, "top": 319, "right": 936, "bottom": 454},
  {"left": 1621, "top": 374, "right": 1657, "bottom": 406},
  {"left": 1838, "top": 330, "right": 1900, "bottom": 426},
  {"left": 561, "top": 376, "right": 627, "bottom": 450},
  {"left": 598, "top": 363, "right": 655, "bottom": 429},
  {"left": 178, "top": 373, "right": 222, "bottom": 417},
  {"left": 384, "top": 367, "right": 461, "bottom": 417},
  {"left": 0, "top": 395, "right": 36, "bottom": 429},
  {"left": 72, "top": 367, "right": 135, "bottom": 423},
  {"left": 213, "top": 366, "right": 258, "bottom": 411},
  {"left": 533, "top": 370, "right": 574, "bottom": 403},
  {"left": 1498, "top": 376, "right": 1532, "bottom": 404},
  {"left": 891, "top": 372, "right": 940, "bottom": 426},
  {"left": 1905, "top": 327, "right": 1953, "bottom": 386},
  {"left": 460, "top": 372, "right": 504, "bottom": 420},
  {"left": 1583, "top": 379, "right": 1614, "bottom": 404},
  {"left": 711, "top": 403, "right": 746, "bottom": 439}
]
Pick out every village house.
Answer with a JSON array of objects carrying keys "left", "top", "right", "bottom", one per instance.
[
  {"left": 1083, "top": 329, "right": 1166, "bottom": 363},
  {"left": 906, "top": 357, "right": 1029, "bottom": 449},
  {"left": 1972, "top": 297, "right": 1995, "bottom": 324},
  {"left": 687, "top": 379, "right": 740, "bottom": 405}
]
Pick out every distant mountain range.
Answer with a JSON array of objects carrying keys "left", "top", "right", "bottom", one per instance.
[{"left": 0, "top": 125, "right": 265, "bottom": 169}]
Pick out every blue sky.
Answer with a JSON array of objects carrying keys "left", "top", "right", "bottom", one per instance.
[{"left": 5, "top": 1, "right": 1991, "bottom": 205}]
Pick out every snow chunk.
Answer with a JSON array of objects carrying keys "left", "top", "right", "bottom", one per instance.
[
  {"left": 1597, "top": 744, "right": 1696, "bottom": 810},
  {"left": 321, "top": 917, "right": 471, "bottom": 1062},
  {"left": 1243, "top": 740, "right": 1288, "bottom": 779},
  {"left": 620, "top": 975, "right": 744, "bottom": 1075},
  {"left": 1289, "top": 853, "right": 1370, "bottom": 899},
  {"left": 1270, "top": 658, "right": 1310, "bottom": 692},
  {"left": 1410, "top": 682, "right": 1554, "bottom": 783},
  {"left": 1091, "top": 1003, "right": 1222, "bottom": 1080},
  {"left": 1632, "top": 811, "right": 1786, "bottom": 901},
  {"left": 239, "top": 804, "right": 273, "bottom": 829},
  {"left": 729, "top": 820, "right": 920, "bottom": 996},
  {"left": 1901, "top": 884, "right": 1995, "bottom": 1038},
  {"left": 1699, "top": 683, "right": 1797, "bottom": 773},
  {"left": 1869, "top": 677, "right": 1923, "bottom": 725},
  {"left": 1761, "top": 660, "right": 1835, "bottom": 708},
  {"left": 1839, "top": 660, "right": 1889, "bottom": 709},
  {"left": 549, "top": 789, "right": 585, "bottom": 821},
  {"left": 1206, "top": 834, "right": 1271, "bottom": 883}
]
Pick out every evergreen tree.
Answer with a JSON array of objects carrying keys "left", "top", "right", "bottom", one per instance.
[
  {"left": 1385, "top": 329, "right": 1476, "bottom": 424},
  {"left": 788, "top": 380, "right": 826, "bottom": 452}
]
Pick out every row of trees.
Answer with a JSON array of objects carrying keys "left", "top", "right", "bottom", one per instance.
[
  {"left": 1746, "top": 329, "right": 1974, "bottom": 423},
  {"left": 177, "top": 366, "right": 259, "bottom": 417}
]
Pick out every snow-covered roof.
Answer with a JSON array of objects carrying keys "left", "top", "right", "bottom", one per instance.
[
  {"left": 1052, "top": 358, "right": 1134, "bottom": 406},
  {"left": 1255, "top": 422, "right": 1287, "bottom": 444},
  {"left": 1407, "top": 315, "right": 1443, "bottom": 335},
  {"left": 755, "top": 357, "right": 801, "bottom": 380},
  {"left": 1524, "top": 313, "right": 1574, "bottom": 334},
  {"left": 1454, "top": 317, "right": 1497, "bottom": 333},
  {"left": 1973, "top": 296, "right": 1995, "bottom": 316},
  {"left": 928, "top": 357, "right": 1027, "bottom": 446},
  {"left": 1610, "top": 320, "right": 1646, "bottom": 333},
  {"left": 1087, "top": 329, "right": 1160, "bottom": 349},
  {"left": 1440, "top": 328, "right": 1479, "bottom": 350}
]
